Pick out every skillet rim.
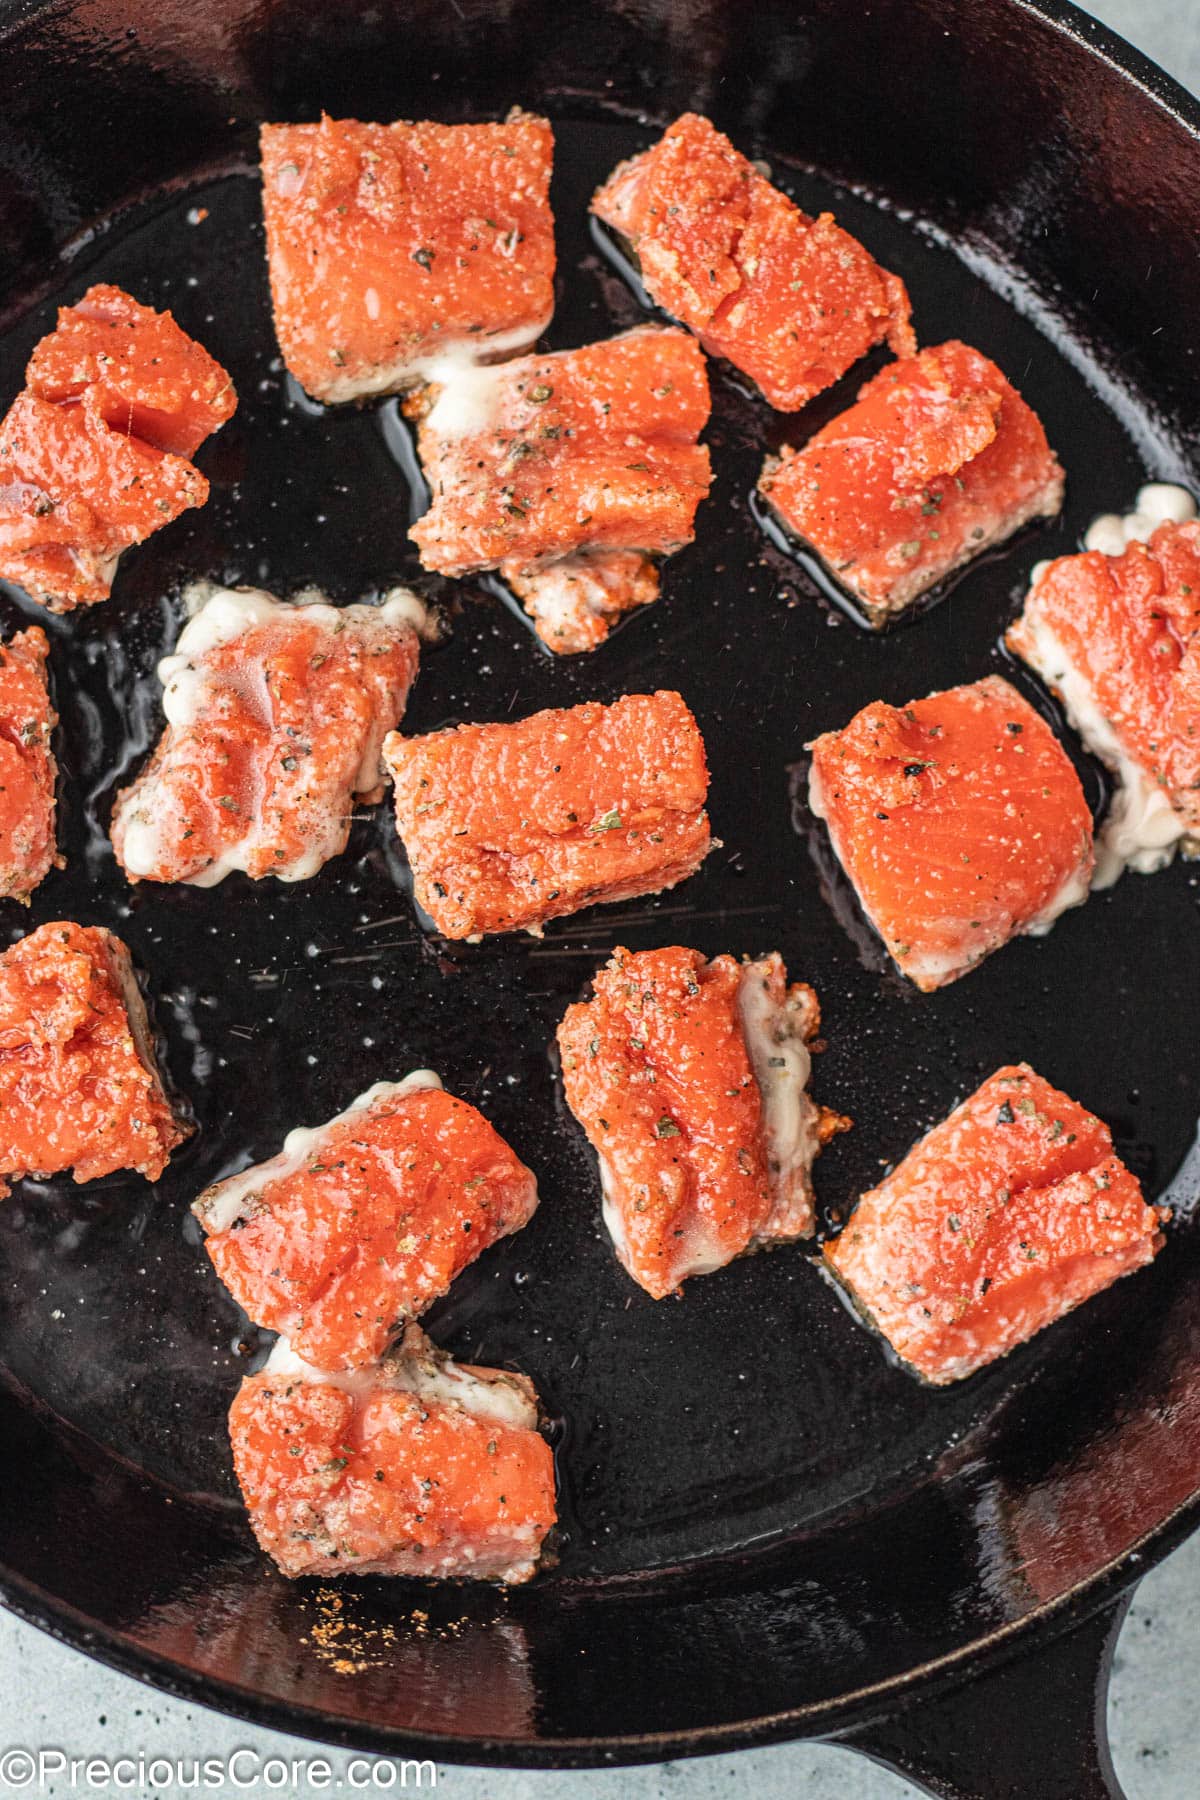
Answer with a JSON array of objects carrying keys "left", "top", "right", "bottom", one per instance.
[
  {"left": 3, "top": 1483, "right": 1199, "bottom": 1765},
  {"left": 1, "top": 0, "right": 1199, "bottom": 1765}
]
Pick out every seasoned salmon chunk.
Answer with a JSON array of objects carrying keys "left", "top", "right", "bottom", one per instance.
[
  {"left": 504, "top": 551, "right": 663, "bottom": 656},
  {"left": 406, "top": 325, "right": 712, "bottom": 651},
  {"left": 0, "top": 626, "right": 58, "bottom": 900},
  {"left": 0, "top": 920, "right": 188, "bottom": 1196},
  {"left": 760, "top": 341, "right": 1064, "bottom": 624},
  {"left": 808, "top": 675, "right": 1093, "bottom": 990},
  {"left": 384, "top": 690, "right": 712, "bottom": 938},
  {"left": 195, "top": 1072, "right": 538, "bottom": 1371},
  {"left": 111, "top": 584, "right": 424, "bottom": 887},
  {"left": 25, "top": 283, "right": 236, "bottom": 456},
  {"left": 591, "top": 112, "right": 914, "bottom": 411},
  {"left": 230, "top": 1324, "right": 556, "bottom": 1581},
  {"left": 1007, "top": 486, "right": 1200, "bottom": 885},
  {"left": 260, "top": 110, "right": 555, "bottom": 405},
  {"left": 824, "top": 1065, "right": 1165, "bottom": 1384},
  {"left": 558, "top": 946, "right": 849, "bottom": 1299},
  {"left": 0, "top": 285, "right": 235, "bottom": 611}
]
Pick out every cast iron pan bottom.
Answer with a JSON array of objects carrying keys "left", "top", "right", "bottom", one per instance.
[{"left": 1, "top": 82, "right": 1199, "bottom": 1762}]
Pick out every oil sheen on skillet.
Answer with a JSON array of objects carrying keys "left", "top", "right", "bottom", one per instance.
[{"left": 0, "top": 107, "right": 1197, "bottom": 1596}]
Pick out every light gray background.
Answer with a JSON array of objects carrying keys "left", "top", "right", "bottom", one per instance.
[{"left": 3, "top": 1, "right": 1198, "bottom": 1794}]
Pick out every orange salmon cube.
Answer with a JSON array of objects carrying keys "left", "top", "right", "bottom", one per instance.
[
  {"left": 808, "top": 675, "right": 1094, "bottom": 989},
  {"left": 229, "top": 1325, "right": 556, "bottom": 1581},
  {"left": 111, "top": 584, "right": 424, "bottom": 887},
  {"left": 0, "top": 920, "right": 189, "bottom": 1196},
  {"left": 591, "top": 113, "right": 914, "bottom": 411},
  {"left": 1007, "top": 504, "right": 1200, "bottom": 883},
  {"left": 824, "top": 1065, "right": 1165, "bottom": 1384},
  {"left": 0, "top": 285, "right": 235, "bottom": 612},
  {"left": 505, "top": 550, "right": 661, "bottom": 656},
  {"left": 406, "top": 324, "right": 711, "bottom": 650},
  {"left": 407, "top": 326, "right": 711, "bottom": 575},
  {"left": 0, "top": 391, "right": 210, "bottom": 610},
  {"left": 384, "top": 690, "right": 712, "bottom": 939},
  {"left": 194, "top": 1073, "right": 538, "bottom": 1371},
  {"left": 26, "top": 283, "right": 236, "bottom": 456},
  {"left": 558, "top": 946, "right": 848, "bottom": 1299},
  {"left": 760, "top": 340, "right": 1064, "bottom": 624},
  {"left": 260, "top": 110, "right": 555, "bottom": 405},
  {"left": 0, "top": 626, "right": 59, "bottom": 900}
]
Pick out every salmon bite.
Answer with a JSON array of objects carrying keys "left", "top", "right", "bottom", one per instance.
[
  {"left": 808, "top": 675, "right": 1094, "bottom": 989},
  {"left": 760, "top": 340, "right": 1064, "bottom": 624},
  {"left": 1007, "top": 489, "right": 1200, "bottom": 885},
  {"left": 194, "top": 1073, "right": 539, "bottom": 1371},
  {"left": 111, "top": 584, "right": 425, "bottom": 887},
  {"left": 592, "top": 112, "right": 914, "bottom": 411},
  {"left": 825, "top": 1066, "right": 1165, "bottom": 1384},
  {"left": 0, "top": 627, "right": 58, "bottom": 901},
  {"left": 229, "top": 1324, "right": 556, "bottom": 1581},
  {"left": 406, "top": 325, "right": 713, "bottom": 652},
  {"left": 0, "top": 284, "right": 235, "bottom": 610},
  {"left": 384, "top": 691, "right": 713, "bottom": 938},
  {"left": 558, "top": 946, "right": 848, "bottom": 1298},
  {"left": 0, "top": 921, "right": 189, "bottom": 1196},
  {"left": 260, "top": 110, "right": 556, "bottom": 404}
]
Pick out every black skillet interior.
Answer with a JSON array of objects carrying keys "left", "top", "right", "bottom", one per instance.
[{"left": 1, "top": 0, "right": 1200, "bottom": 1764}]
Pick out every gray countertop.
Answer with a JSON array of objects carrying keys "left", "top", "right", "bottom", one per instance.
[{"left": 4, "top": 2, "right": 1200, "bottom": 1795}]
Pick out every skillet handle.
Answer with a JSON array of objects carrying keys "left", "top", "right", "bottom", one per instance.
[{"left": 830, "top": 1590, "right": 1135, "bottom": 1799}]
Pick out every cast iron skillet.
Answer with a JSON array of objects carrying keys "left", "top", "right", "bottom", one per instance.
[{"left": 1, "top": 0, "right": 1199, "bottom": 1792}]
